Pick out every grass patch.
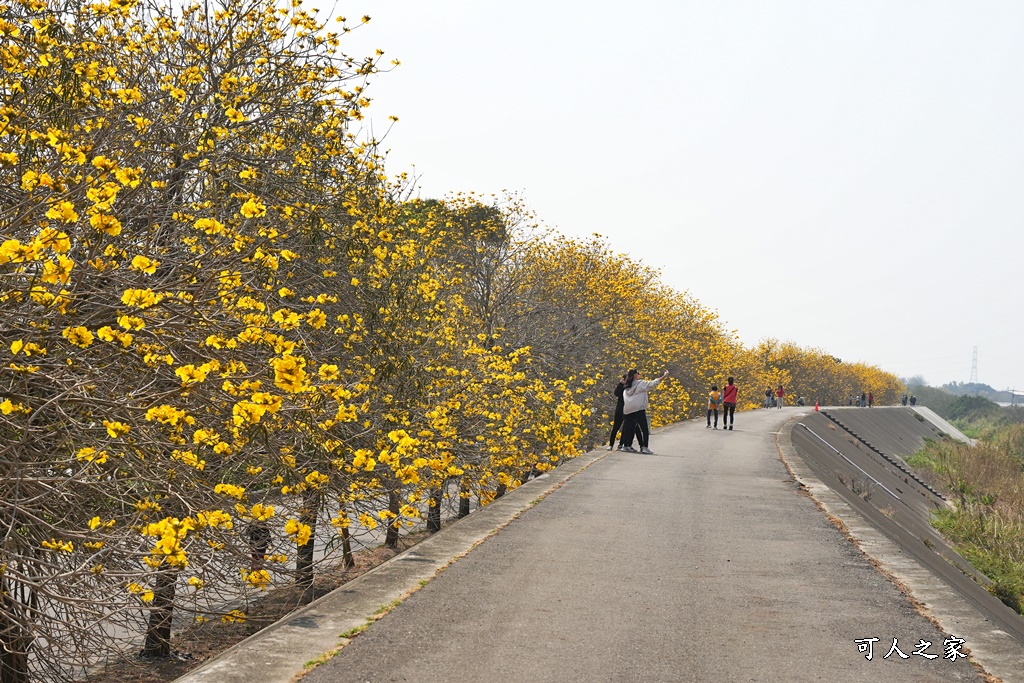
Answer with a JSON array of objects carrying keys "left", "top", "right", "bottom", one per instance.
[
  {"left": 340, "top": 623, "right": 370, "bottom": 639},
  {"left": 906, "top": 424, "right": 1024, "bottom": 616},
  {"left": 931, "top": 508, "right": 1024, "bottom": 612},
  {"left": 304, "top": 648, "right": 342, "bottom": 670},
  {"left": 374, "top": 599, "right": 402, "bottom": 615}
]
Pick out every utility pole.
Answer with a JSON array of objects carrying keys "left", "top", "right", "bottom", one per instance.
[{"left": 970, "top": 346, "right": 978, "bottom": 392}]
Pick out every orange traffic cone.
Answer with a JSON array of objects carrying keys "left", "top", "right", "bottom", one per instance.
[{"left": 814, "top": 401, "right": 819, "bottom": 411}]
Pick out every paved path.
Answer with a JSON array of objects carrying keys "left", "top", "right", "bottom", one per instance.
[{"left": 297, "top": 408, "right": 981, "bottom": 683}]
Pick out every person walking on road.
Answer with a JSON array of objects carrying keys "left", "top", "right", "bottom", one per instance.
[
  {"left": 608, "top": 374, "right": 627, "bottom": 450},
  {"left": 707, "top": 385, "right": 722, "bottom": 429},
  {"left": 722, "top": 377, "right": 738, "bottom": 430},
  {"left": 621, "top": 368, "right": 669, "bottom": 454},
  {"left": 775, "top": 384, "right": 785, "bottom": 409},
  {"left": 868, "top": 391, "right": 874, "bottom": 408},
  {"left": 764, "top": 387, "right": 773, "bottom": 408},
  {"left": 861, "top": 391, "right": 867, "bottom": 408}
]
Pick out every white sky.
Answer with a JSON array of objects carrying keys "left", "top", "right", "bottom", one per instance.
[{"left": 337, "top": 0, "right": 1024, "bottom": 393}]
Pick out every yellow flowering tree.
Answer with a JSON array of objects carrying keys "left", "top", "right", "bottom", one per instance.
[
  {"left": 1, "top": 0, "right": 388, "bottom": 670},
  {"left": 0, "top": 0, "right": 909, "bottom": 676}
]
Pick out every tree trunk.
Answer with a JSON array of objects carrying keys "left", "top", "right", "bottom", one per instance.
[
  {"left": 141, "top": 568, "right": 176, "bottom": 658},
  {"left": 0, "top": 599, "right": 30, "bottom": 683},
  {"left": 384, "top": 489, "right": 401, "bottom": 549},
  {"left": 0, "top": 647, "right": 29, "bottom": 683},
  {"left": 458, "top": 481, "right": 471, "bottom": 518},
  {"left": 296, "top": 489, "right": 319, "bottom": 603},
  {"left": 1, "top": 554, "right": 36, "bottom": 683},
  {"left": 340, "top": 524, "right": 355, "bottom": 569},
  {"left": 426, "top": 484, "right": 443, "bottom": 533}
]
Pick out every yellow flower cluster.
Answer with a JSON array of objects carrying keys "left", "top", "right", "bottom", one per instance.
[{"left": 284, "top": 519, "right": 312, "bottom": 546}]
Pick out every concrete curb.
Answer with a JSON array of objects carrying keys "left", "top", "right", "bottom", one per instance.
[
  {"left": 777, "top": 415, "right": 1024, "bottom": 683},
  {"left": 173, "top": 447, "right": 611, "bottom": 683}
]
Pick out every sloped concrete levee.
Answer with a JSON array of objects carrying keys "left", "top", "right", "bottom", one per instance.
[
  {"left": 912, "top": 406, "right": 978, "bottom": 446},
  {"left": 786, "top": 407, "right": 1024, "bottom": 682},
  {"left": 820, "top": 405, "right": 960, "bottom": 464}
]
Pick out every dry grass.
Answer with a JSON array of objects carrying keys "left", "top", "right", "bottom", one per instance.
[{"left": 909, "top": 424, "right": 1024, "bottom": 613}]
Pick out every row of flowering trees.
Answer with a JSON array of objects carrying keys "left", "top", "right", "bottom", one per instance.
[{"left": 0, "top": 0, "right": 902, "bottom": 679}]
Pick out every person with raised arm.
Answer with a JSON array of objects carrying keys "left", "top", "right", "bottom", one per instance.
[{"left": 620, "top": 368, "right": 670, "bottom": 454}]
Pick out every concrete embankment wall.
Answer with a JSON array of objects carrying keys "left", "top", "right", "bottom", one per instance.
[{"left": 784, "top": 405, "right": 1024, "bottom": 681}]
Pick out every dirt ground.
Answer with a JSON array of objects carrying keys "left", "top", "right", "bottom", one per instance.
[{"left": 84, "top": 538, "right": 421, "bottom": 683}]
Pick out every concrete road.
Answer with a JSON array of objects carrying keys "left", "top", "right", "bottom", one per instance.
[{"left": 302, "top": 408, "right": 982, "bottom": 683}]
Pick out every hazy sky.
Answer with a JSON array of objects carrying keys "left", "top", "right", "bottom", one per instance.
[{"left": 339, "top": 1, "right": 1024, "bottom": 393}]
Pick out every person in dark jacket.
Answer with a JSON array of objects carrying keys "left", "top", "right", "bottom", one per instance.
[{"left": 608, "top": 374, "right": 626, "bottom": 450}]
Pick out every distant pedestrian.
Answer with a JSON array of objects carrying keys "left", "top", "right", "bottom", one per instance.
[
  {"left": 775, "top": 385, "right": 785, "bottom": 409},
  {"left": 249, "top": 522, "right": 272, "bottom": 571},
  {"left": 722, "top": 377, "right": 738, "bottom": 430},
  {"left": 910, "top": 395, "right": 917, "bottom": 406},
  {"left": 607, "top": 374, "right": 626, "bottom": 451},
  {"left": 707, "top": 385, "right": 722, "bottom": 429},
  {"left": 860, "top": 391, "right": 867, "bottom": 408},
  {"left": 764, "top": 387, "right": 773, "bottom": 408},
  {"left": 901, "top": 394, "right": 908, "bottom": 406},
  {"left": 621, "top": 368, "right": 669, "bottom": 454},
  {"left": 868, "top": 391, "right": 874, "bottom": 408}
]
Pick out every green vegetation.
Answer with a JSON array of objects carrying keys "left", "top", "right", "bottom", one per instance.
[
  {"left": 931, "top": 508, "right": 1024, "bottom": 613},
  {"left": 907, "top": 402, "right": 1024, "bottom": 615},
  {"left": 339, "top": 623, "right": 371, "bottom": 639}
]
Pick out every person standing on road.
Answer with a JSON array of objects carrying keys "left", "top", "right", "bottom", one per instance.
[
  {"left": 775, "top": 384, "right": 785, "bottom": 409},
  {"left": 607, "top": 374, "right": 627, "bottom": 450},
  {"left": 764, "top": 387, "right": 773, "bottom": 408},
  {"left": 861, "top": 391, "right": 867, "bottom": 408},
  {"left": 868, "top": 391, "right": 874, "bottom": 408},
  {"left": 722, "top": 377, "right": 738, "bottom": 430},
  {"left": 621, "top": 368, "right": 669, "bottom": 454},
  {"left": 707, "top": 385, "right": 722, "bottom": 429}
]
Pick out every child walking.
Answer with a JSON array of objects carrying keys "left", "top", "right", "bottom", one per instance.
[{"left": 707, "top": 385, "right": 722, "bottom": 429}]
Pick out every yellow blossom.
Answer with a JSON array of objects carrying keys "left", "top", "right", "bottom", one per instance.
[
  {"left": 102, "top": 420, "right": 129, "bottom": 438},
  {"left": 131, "top": 255, "right": 159, "bottom": 274},
  {"left": 89, "top": 213, "right": 122, "bottom": 236},
  {"left": 36, "top": 228, "right": 71, "bottom": 253},
  {"left": 45, "top": 201, "right": 79, "bottom": 223},
  {"left": 245, "top": 569, "right": 271, "bottom": 589},
  {"left": 239, "top": 198, "right": 266, "bottom": 218},
  {"left": 214, "top": 483, "right": 246, "bottom": 500},
  {"left": 284, "top": 519, "right": 312, "bottom": 546},
  {"left": 176, "top": 364, "right": 209, "bottom": 387}
]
